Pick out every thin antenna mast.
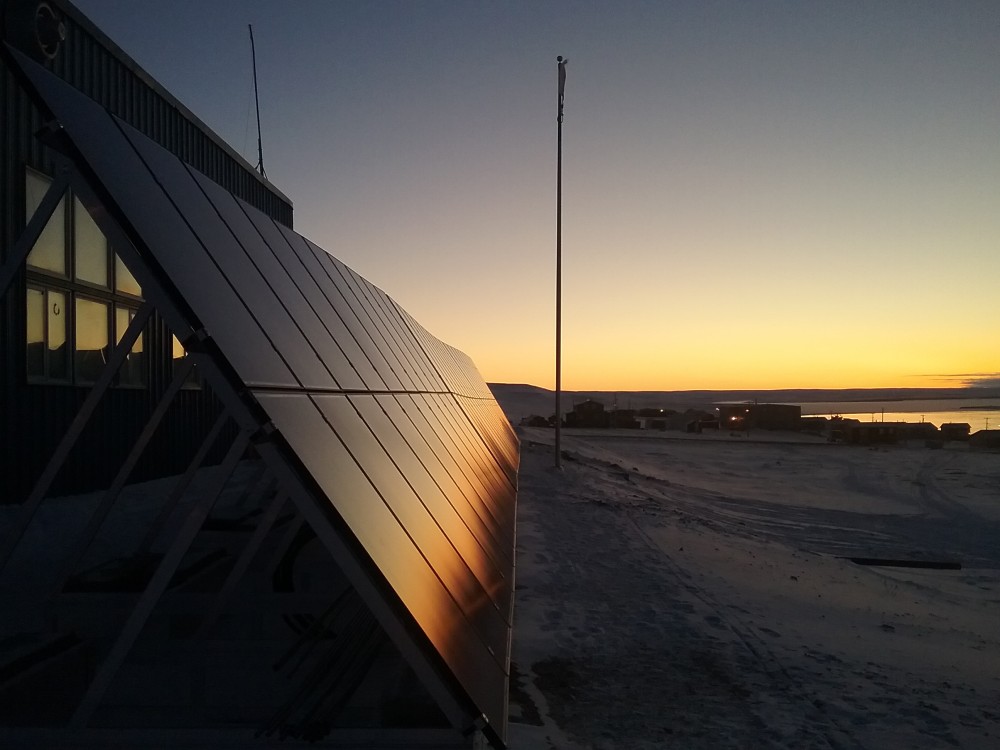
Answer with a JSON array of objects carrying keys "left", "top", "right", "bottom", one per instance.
[{"left": 249, "top": 24, "right": 266, "bottom": 178}]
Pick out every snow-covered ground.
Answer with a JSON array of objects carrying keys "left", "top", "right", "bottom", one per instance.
[{"left": 508, "top": 428, "right": 1000, "bottom": 749}]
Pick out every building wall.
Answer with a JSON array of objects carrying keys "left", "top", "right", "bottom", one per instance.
[
  {"left": 844, "top": 423, "right": 899, "bottom": 445},
  {"left": 566, "top": 399, "right": 609, "bottom": 428},
  {"left": 3, "top": 0, "right": 293, "bottom": 227},
  {"left": 1, "top": 0, "right": 283, "bottom": 501},
  {"left": 969, "top": 430, "right": 1000, "bottom": 451}
]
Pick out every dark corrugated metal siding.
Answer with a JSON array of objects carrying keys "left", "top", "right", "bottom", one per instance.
[
  {"left": 6, "top": 310, "right": 237, "bottom": 502},
  {"left": 1, "top": 0, "right": 279, "bottom": 502},
  {"left": 49, "top": 4, "right": 293, "bottom": 226}
]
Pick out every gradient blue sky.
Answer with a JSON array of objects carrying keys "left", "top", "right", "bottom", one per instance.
[{"left": 72, "top": 0, "right": 1000, "bottom": 390}]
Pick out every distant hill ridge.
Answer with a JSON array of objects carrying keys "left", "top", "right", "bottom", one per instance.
[{"left": 488, "top": 383, "right": 1000, "bottom": 421}]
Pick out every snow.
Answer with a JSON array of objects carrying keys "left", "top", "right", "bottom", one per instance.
[
  {"left": 508, "top": 427, "right": 1000, "bottom": 749},
  {"left": 4, "top": 420, "right": 998, "bottom": 748}
]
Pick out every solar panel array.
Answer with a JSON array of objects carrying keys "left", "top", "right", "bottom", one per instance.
[{"left": 11, "top": 47, "right": 517, "bottom": 744}]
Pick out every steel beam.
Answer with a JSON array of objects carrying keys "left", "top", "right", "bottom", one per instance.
[
  {"left": 0, "top": 170, "right": 71, "bottom": 298},
  {"left": 70, "top": 429, "right": 250, "bottom": 727},
  {"left": 136, "top": 407, "right": 229, "bottom": 555},
  {"left": 0, "top": 301, "right": 154, "bottom": 573},
  {"left": 53, "top": 356, "right": 196, "bottom": 594},
  {"left": 197, "top": 490, "right": 288, "bottom": 637}
]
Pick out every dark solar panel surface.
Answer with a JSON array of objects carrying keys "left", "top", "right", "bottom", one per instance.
[{"left": 11, "top": 47, "right": 518, "bottom": 743}]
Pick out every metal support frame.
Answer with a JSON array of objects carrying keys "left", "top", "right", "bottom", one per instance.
[
  {"left": 197, "top": 490, "right": 288, "bottom": 637},
  {"left": 233, "top": 463, "right": 272, "bottom": 511},
  {"left": 70, "top": 428, "right": 250, "bottom": 727},
  {"left": 274, "top": 591, "right": 352, "bottom": 678},
  {"left": 251, "top": 439, "right": 476, "bottom": 736},
  {"left": 0, "top": 300, "right": 154, "bottom": 573},
  {"left": 136, "top": 405, "right": 229, "bottom": 555},
  {"left": 260, "top": 591, "right": 373, "bottom": 737},
  {"left": 0, "top": 727, "right": 475, "bottom": 748},
  {"left": 221, "top": 464, "right": 274, "bottom": 519},
  {"left": 52, "top": 356, "right": 196, "bottom": 594},
  {"left": 0, "top": 169, "right": 71, "bottom": 298},
  {"left": 265, "top": 511, "right": 305, "bottom": 578},
  {"left": 2, "top": 117, "right": 498, "bottom": 745},
  {"left": 153, "top": 349, "right": 482, "bottom": 733}
]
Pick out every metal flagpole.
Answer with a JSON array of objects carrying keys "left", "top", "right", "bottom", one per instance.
[{"left": 555, "top": 56, "right": 567, "bottom": 469}]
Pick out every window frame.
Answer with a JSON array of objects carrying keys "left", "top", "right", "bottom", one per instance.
[
  {"left": 25, "top": 283, "right": 71, "bottom": 384},
  {"left": 24, "top": 167, "right": 147, "bottom": 389}
]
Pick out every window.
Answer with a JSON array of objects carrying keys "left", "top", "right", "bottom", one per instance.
[
  {"left": 24, "top": 168, "right": 145, "bottom": 387},
  {"left": 117, "top": 306, "right": 145, "bottom": 387},
  {"left": 73, "top": 196, "right": 108, "bottom": 287},
  {"left": 171, "top": 334, "right": 202, "bottom": 389},
  {"left": 26, "top": 286, "right": 69, "bottom": 381},
  {"left": 74, "top": 296, "right": 109, "bottom": 384},
  {"left": 24, "top": 169, "right": 67, "bottom": 275}
]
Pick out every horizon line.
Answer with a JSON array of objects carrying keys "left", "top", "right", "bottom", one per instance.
[{"left": 487, "top": 383, "right": 1000, "bottom": 394}]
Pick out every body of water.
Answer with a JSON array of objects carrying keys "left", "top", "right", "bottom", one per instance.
[{"left": 799, "top": 398, "right": 1000, "bottom": 431}]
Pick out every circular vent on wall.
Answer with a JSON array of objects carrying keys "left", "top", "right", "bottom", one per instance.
[{"left": 34, "top": 2, "right": 65, "bottom": 59}]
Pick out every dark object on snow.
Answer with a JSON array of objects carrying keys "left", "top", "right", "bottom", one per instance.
[{"left": 844, "top": 557, "right": 961, "bottom": 570}]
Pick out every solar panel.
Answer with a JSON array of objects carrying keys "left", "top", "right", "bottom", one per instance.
[{"left": 8, "top": 45, "right": 517, "bottom": 746}]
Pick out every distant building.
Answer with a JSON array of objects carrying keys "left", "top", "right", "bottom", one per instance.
[
  {"left": 716, "top": 403, "right": 802, "bottom": 431},
  {"left": 841, "top": 421, "right": 900, "bottom": 445},
  {"left": 565, "top": 398, "right": 609, "bottom": 428},
  {"left": 717, "top": 404, "right": 752, "bottom": 430},
  {"left": 896, "top": 422, "right": 940, "bottom": 441},
  {"left": 969, "top": 430, "right": 1000, "bottom": 451},
  {"left": 636, "top": 414, "right": 669, "bottom": 430},
  {"left": 941, "top": 423, "right": 971, "bottom": 441},
  {"left": 636, "top": 407, "right": 673, "bottom": 417},
  {"left": 800, "top": 416, "right": 829, "bottom": 434},
  {"left": 609, "top": 408, "right": 638, "bottom": 429},
  {"left": 634, "top": 408, "right": 675, "bottom": 430},
  {"left": 687, "top": 416, "right": 719, "bottom": 433}
]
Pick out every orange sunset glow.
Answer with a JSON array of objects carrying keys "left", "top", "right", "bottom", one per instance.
[{"left": 75, "top": 0, "right": 1000, "bottom": 392}]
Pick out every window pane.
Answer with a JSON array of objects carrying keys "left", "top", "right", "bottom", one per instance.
[
  {"left": 114, "top": 253, "right": 142, "bottom": 296},
  {"left": 74, "top": 196, "right": 109, "bottom": 287},
  {"left": 115, "top": 306, "right": 145, "bottom": 387},
  {"left": 75, "top": 297, "right": 109, "bottom": 384},
  {"left": 171, "top": 333, "right": 187, "bottom": 362},
  {"left": 25, "top": 171, "right": 66, "bottom": 275},
  {"left": 172, "top": 333, "right": 201, "bottom": 389},
  {"left": 48, "top": 290, "right": 69, "bottom": 381},
  {"left": 26, "top": 287, "right": 44, "bottom": 378},
  {"left": 24, "top": 169, "right": 50, "bottom": 212}
]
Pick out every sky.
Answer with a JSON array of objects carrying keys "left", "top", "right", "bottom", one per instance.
[{"left": 71, "top": 0, "right": 1000, "bottom": 391}]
